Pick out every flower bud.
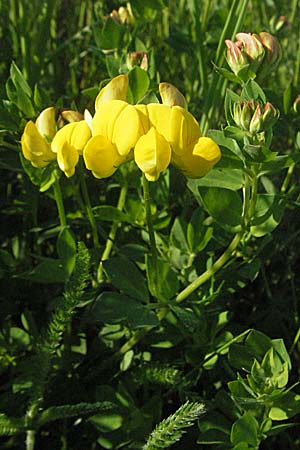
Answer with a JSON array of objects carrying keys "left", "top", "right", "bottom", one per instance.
[
  {"left": 293, "top": 95, "right": 300, "bottom": 114},
  {"left": 225, "top": 32, "right": 265, "bottom": 81},
  {"left": 249, "top": 104, "right": 263, "bottom": 135},
  {"left": 258, "top": 32, "right": 282, "bottom": 80},
  {"left": 126, "top": 51, "right": 148, "bottom": 70},
  {"left": 233, "top": 100, "right": 259, "bottom": 132},
  {"left": 261, "top": 102, "right": 280, "bottom": 129}
]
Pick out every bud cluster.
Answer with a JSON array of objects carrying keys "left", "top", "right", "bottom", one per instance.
[
  {"left": 225, "top": 32, "right": 281, "bottom": 82},
  {"left": 232, "top": 100, "right": 279, "bottom": 136}
]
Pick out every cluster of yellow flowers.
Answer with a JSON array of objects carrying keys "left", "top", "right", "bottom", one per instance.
[{"left": 21, "top": 75, "right": 221, "bottom": 181}]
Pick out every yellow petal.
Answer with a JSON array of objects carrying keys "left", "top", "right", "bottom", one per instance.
[
  {"left": 83, "top": 135, "right": 126, "bottom": 178},
  {"left": 169, "top": 106, "right": 200, "bottom": 155},
  {"left": 95, "top": 74, "right": 129, "bottom": 111},
  {"left": 147, "top": 103, "right": 172, "bottom": 140},
  {"left": 21, "top": 121, "right": 56, "bottom": 168},
  {"left": 159, "top": 82, "right": 187, "bottom": 108},
  {"left": 51, "top": 122, "right": 77, "bottom": 153},
  {"left": 134, "top": 127, "right": 171, "bottom": 181},
  {"left": 92, "top": 100, "right": 128, "bottom": 141},
  {"left": 173, "top": 137, "right": 221, "bottom": 178},
  {"left": 70, "top": 121, "right": 91, "bottom": 155},
  {"left": 113, "top": 104, "right": 144, "bottom": 155},
  {"left": 57, "top": 141, "right": 79, "bottom": 178},
  {"left": 35, "top": 107, "right": 56, "bottom": 140},
  {"left": 135, "top": 104, "right": 150, "bottom": 134}
]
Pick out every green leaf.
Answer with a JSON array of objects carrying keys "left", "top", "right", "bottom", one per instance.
[
  {"left": 251, "top": 194, "right": 285, "bottom": 237},
  {"left": 20, "top": 155, "right": 60, "bottom": 192},
  {"left": 187, "top": 168, "right": 244, "bottom": 191},
  {"left": 92, "top": 206, "right": 130, "bottom": 222},
  {"left": 128, "top": 67, "right": 150, "bottom": 103},
  {"left": 146, "top": 256, "right": 179, "bottom": 300},
  {"left": 92, "top": 292, "right": 159, "bottom": 328},
  {"left": 230, "top": 412, "right": 258, "bottom": 446},
  {"left": 269, "top": 392, "right": 300, "bottom": 420},
  {"left": 241, "top": 80, "right": 266, "bottom": 103},
  {"left": 208, "top": 129, "right": 244, "bottom": 162},
  {"left": 24, "top": 258, "right": 67, "bottom": 283},
  {"left": 56, "top": 227, "right": 77, "bottom": 276},
  {"left": 245, "top": 330, "right": 272, "bottom": 360},
  {"left": 10, "top": 62, "right": 32, "bottom": 97},
  {"left": 103, "top": 256, "right": 149, "bottom": 302},
  {"left": 94, "top": 17, "right": 122, "bottom": 50},
  {"left": 199, "top": 187, "right": 243, "bottom": 232},
  {"left": 0, "top": 414, "right": 25, "bottom": 436}
]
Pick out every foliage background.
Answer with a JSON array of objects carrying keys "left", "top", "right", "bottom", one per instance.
[{"left": 1, "top": 0, "right": 300, "bottom": 449}]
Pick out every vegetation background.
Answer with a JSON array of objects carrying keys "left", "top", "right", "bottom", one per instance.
[{"left": 0, "top": 0, "right": 300, "bottom": 449}]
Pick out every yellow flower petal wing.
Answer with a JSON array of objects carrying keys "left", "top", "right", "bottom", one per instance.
[
  {"left": 147, "top": 104, "right": 172, "bottom": 141},
  {"left": 113, "top": 104, "right": 144, "bottom": 156},
  {"left": 169, "top": 106, "right": 201, "bottom": 155},
  {"left": 70, "top": 121, "right": 91, "bottom": 155},
  {"left": 83, "top": 135, "right": 127, "bottom": 178},
  {"left": 92, "top": 100, "right": 128, "bottom": 141},
  {"left": 51, "top": 122, "right": 77, "bottom": 153},
  {"left": 57, "top": 141, "right": 79, "bottom": 178}
]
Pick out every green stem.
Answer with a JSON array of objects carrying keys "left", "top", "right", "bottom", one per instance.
[
  {"left": 280, "top": 163, "right": 295, "bottom": 193},
  {"left": 142, "top": 174, "right": 159, "bottom": 298},
  {"left": 175, "top": 231, "right": 243, "bottom": 303},
  {"left": 26, "top": 430, "right": 36, "bottom": 450},
  {"left": 289, "top": 326, "right": 300, "bottom": 355},
  {"left": 53, "top": 179, "right": 67, "bottom": 227},
  {"left": 78, "top": 159, "right": 100, "bottom": 249},
  {"left": 97, "top": 184, "right": 128, "bottom": 283}
]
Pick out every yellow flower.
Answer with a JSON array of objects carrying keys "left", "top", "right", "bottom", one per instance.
[
  {"left": 21, "top": 107, "right": 57, "bottom": 168},
  {"left": 83, "top": 135, "right": 127, "bottom": 178},
  {"left": 172, "top": 137, "right": 221, "bottom": 178},
  {"left": 95, "top": 74, "right": 129, "bottom": 111},
  {"left": 51, "top": 121, "right": 91, "bottom": 177},
  {"left": 134, "top": 127, "right": 171, "bottom": 181}
]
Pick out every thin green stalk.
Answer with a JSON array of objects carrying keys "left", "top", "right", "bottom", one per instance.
[
  {"left": 78, "top": 159, "right": 100, "bottom": 249},
  {"left": 190, "top": 0, "right": 208, "bottom": 94},
  {"left": 53, "top": 179, "right": 67, "bottom": 227},
  {"left": 142, "top": 174, "right": 159, "bottom": 298},
  {"left": 175, "top": 231, "right": 243, "bottom": 303},
  {"left": 290, "top": 0, "right": 299, "bottom": 25},
  {"left": 293, "top": 27, "right": 300, "bottom": 88},
  {"left": 281, "top": 163, "right": 295, "bottom": 194},
  {"left": 26, "top": 430, "right": 36, "bottom": 450},
  {"left": 289, "top": 326, "right": 300, "bottom": 355},
  {"left": 97, "top": 184, "right": 128, "bottom": 283}
]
